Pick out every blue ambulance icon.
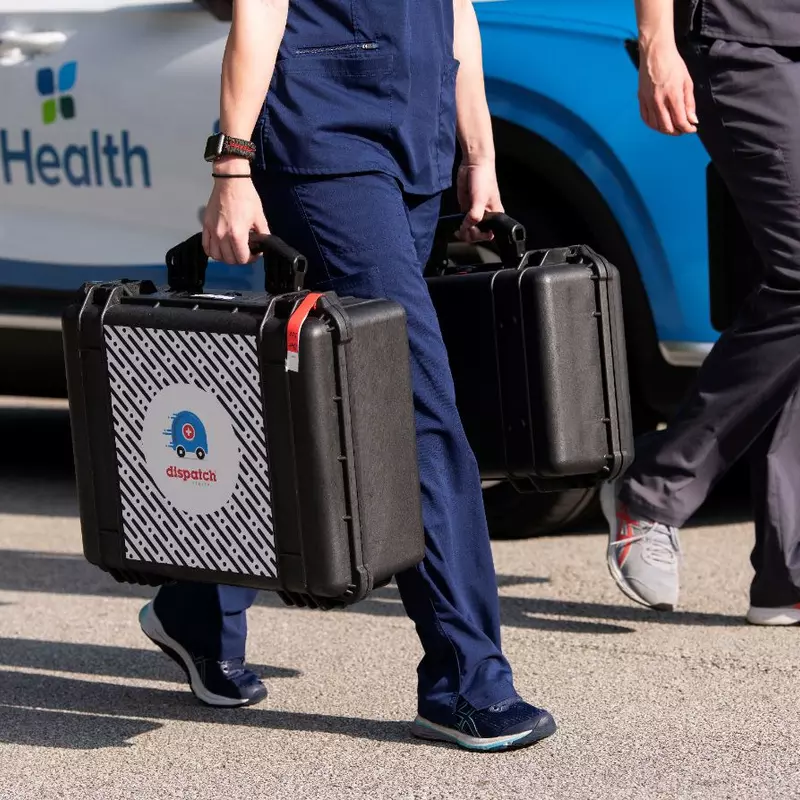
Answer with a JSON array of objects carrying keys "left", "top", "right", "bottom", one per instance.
[{"left": 164, "top": 410, "right": 208, "bottom": 460}]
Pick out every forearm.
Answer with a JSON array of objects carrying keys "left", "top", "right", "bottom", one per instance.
[
  {"left": 219, "top": 0, "right": 288, "bottom": 143},
  {"left": 453, "top": 0, "right": 494, "bottom": 165},
  {"left": 635, "top": 0, "right": 677, "bottom": 48}
]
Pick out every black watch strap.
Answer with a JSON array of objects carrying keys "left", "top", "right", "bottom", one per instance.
[{"left": 205, "top": 133, "right": 256, "bottom": 162}]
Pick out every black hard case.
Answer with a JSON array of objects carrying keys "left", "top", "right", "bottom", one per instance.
[
  {"left": 63, "top": 248, "right": 424, "bottom": 609},
  {"left": 427, "top": 221, "right": 633, "bottom": 491}
]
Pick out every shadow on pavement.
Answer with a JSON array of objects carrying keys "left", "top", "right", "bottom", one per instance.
[
  {"left": 0, "top": 548, "right": 744, "bottom": 632},
  {"left": 0, "top": 705, "right": 162, "bottom": 750},
  {"left": 0, "top": 670, "right": 414, "bottom": 750},
  {"left": 0, "top": 638, "right": 300, "bottom": 683},
  {"left": 348, "top": 585, "right": 744, "bottom": 630},
  {"left": 0, "top": 405, "right": 77, "bottom": 517},
  {"left": 0, "top": 549, "right": 292, "bottom": 609},
  {"left": 0, "top": 548, "right": 542, "bottom": 604},
  {"left": 0, "top": 550, "right": 153, "bottom": 599}
]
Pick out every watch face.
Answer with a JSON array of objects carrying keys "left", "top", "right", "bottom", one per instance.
[{"left": 204, "top": 134, "right": 224, "bottom": 162}]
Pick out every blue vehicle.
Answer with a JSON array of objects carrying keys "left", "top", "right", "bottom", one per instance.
[
  {"left": 0, "top": 0, "right": 720, "bottom": 536},
  {"left": 165, "top": 411, "right": 209, "bottom": 461}
]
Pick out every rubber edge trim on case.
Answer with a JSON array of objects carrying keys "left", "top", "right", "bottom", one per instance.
[
  {"left": 269, "top": 291, "right": 371, "bottom": 609},
  {"left": 577, "top": 245, "right": 632, "bottom": 481},
  {"left": 81, "top": 281, "right": 168, "bottom": 587},
  {"left": 322, "top": 292, "right": 372, "bottom": 605}
]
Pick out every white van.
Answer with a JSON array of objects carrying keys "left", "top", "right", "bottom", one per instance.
[{"left": 0, "top": 0, "right": 241, "bottom": 395}]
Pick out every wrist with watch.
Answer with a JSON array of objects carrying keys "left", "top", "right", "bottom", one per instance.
[{"left": 204, "top": 132, "right": 256, "bottom": 178}]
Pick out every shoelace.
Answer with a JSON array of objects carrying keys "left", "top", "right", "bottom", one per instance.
[
  {"left": 611, "top": 520, "right": 681, "bottom": 566},
  {"left": 487, "top": 696, "right": 521, "bottom": 714},
  {"left": 218, "top": 658, "right": 249, "bottom": 681}
]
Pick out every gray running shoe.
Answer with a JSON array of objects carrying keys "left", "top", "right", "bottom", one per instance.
[{"left": 600, "top": 481, "right": 681, "bottom": 611}]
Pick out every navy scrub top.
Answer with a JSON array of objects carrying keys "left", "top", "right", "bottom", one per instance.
[{"left": 254, "top": 0, "right": 459, "bottom": 195}]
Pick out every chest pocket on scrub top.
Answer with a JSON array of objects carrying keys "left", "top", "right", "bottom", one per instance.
[{"left": 270, "top": 45, "right": 395, "bottom": 167}]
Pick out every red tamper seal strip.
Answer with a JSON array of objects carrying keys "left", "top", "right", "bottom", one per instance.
[{"left": 285, "top": 292, "right": 323, "bottom": 372}]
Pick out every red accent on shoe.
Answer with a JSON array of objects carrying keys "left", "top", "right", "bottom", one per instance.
[{"left": 615, "top": 505, "right": 636, "bottom": 567}]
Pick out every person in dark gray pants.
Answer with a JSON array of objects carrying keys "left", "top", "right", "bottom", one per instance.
[{"left": 602, "top": 0, "right": 800, "bottom": 624}]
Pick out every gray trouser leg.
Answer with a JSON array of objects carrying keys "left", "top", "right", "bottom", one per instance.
[
  {"left": 748, "top": 390, "right": 800, "bottom": 604},
  {"left": 620, "top": 39, "right": 800, "bottom": 591}
]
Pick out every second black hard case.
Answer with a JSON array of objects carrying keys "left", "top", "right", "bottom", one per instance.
[{"left": 426, "top": 215, "right": 634, "bottom": 490}]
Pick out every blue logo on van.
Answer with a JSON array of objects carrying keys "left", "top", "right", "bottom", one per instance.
[
  {"left": 0, "top": 62, "right": 151, "bottom": 188},
  {"left": 164, "top": 410, "right": 209, "bottom": 460},
  {"left": 37, "top": 61, "right": 78, "bottom": 125}
]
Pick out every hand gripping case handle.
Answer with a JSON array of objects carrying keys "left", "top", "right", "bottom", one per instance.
[
  {"left": 427, "top": 212, "right": 527, "bottom": 275},
  {"left": 166, "top": 231, "right": 308, "bottom": 294}
]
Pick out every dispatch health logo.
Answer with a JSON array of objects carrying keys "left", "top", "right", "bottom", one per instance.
[
  {"left": 142, "top": 385, "right": 240, "bottom": 516},
  {"left": 0, "top": 59, "right": 152, "bottom": 188},
  {"left": 37, "top": 61, "right": 77, "bottom": 125},
  {"left": 163, "top": 410, "right": 218, "bottom": 484},
  {"left": 165, "top": 410, "right": 210, "bottom": 460}
]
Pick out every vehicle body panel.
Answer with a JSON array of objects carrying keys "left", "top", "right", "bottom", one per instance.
[
  {"left": 475, "top": 0, "right": 715, "bottom": 347},
  {"left": 0, "top": 0, "right": 255, "bottom": 291},
  {"left": 0, "top": 0, "right": 716, "bottom": 391}
]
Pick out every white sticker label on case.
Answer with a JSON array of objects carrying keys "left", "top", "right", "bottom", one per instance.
[{"left": 141, "top": 384, "right": 240, "bottom": 515}]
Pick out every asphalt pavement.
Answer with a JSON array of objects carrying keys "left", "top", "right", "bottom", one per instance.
[{"left": 0, "top": 397, "right": 797, "bottom": 800}]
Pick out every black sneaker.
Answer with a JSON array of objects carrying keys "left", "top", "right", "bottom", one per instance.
[
  {"left": 139, "top": 601, "right": 267, "bottom": 707},
  {"left": 411, "top": 696, "right": 556, "bottom": 751}
]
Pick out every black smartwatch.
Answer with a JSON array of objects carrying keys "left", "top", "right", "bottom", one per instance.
[{"left": 204, "top": 133, "right": 256, "bottom": 163}]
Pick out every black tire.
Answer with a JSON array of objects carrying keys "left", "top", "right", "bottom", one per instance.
[
  {"left": 196, "top": 448, "right": 206, "bottom": 460},
  {"left": 176, "top": 446, "right": 186, "bottom": 458},
  {"left": 483, "top": 482, "right": 599, "bottom": 540}
]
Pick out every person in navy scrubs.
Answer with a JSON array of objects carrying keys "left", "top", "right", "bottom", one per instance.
[{"left": 138, "top": 0, "right": 557, "bottom": 751}]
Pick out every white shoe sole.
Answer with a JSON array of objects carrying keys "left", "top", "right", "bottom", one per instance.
[
  {"left": 139, "top": 602, "right": 250, "bottom": 707},
  {"left": 746, "top": 606, "right": 800, "bottom": 626},
  {"left": 600, "top": 482, "right": 675, "bottom": 612},
  {"left": 410, "top": 716, "right": 541, "bottom": 751}
]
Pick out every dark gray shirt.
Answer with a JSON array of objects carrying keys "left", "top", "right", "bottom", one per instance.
[{"left": 676, "top": 0, "right": 800, "bottom": 46}]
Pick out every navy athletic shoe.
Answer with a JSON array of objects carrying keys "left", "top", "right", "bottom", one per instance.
[
  {"left": 411, "top": 696, "right": 556, "bottom": 751},
  {"left": 139, "top": 601, "right": 267, "bottom": 708}
]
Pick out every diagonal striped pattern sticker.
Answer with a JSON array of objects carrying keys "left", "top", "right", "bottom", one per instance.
[{"left": 103, "top": 324, "right": 277, "bottom": 578}]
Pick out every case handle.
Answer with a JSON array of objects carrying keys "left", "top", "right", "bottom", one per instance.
[
  {"left": 250, "top": 233, "right": 308, "bottom": 295},
  {"left": 427, "top": 212, "right": 527, "bottom": 276},
  {"left": 165, "top": 232, "right": 207, "bottom": 293},
  {"left": 519, "top": 244, "right": 598, "bottom": 269},
  {"left": 165, "top": 232, "right": 308, "bottom": 295}
]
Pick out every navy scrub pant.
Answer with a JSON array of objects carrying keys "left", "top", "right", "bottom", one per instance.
[
  {"left": 155, "top": 171, "right": 517, "bottom": 719},
  {"left": 619, "top": 38, "right": 800, "bottom": 606}
]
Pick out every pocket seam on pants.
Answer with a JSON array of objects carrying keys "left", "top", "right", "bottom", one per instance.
[
  {"left": 774, "top": 147, "right": 800, "bottom": 203},
  {"left": 290, "top": 183, "right": 333, "bottom": 284},
  {"left": 311, "top": 265, "right": 387, "bottom": 299}
]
